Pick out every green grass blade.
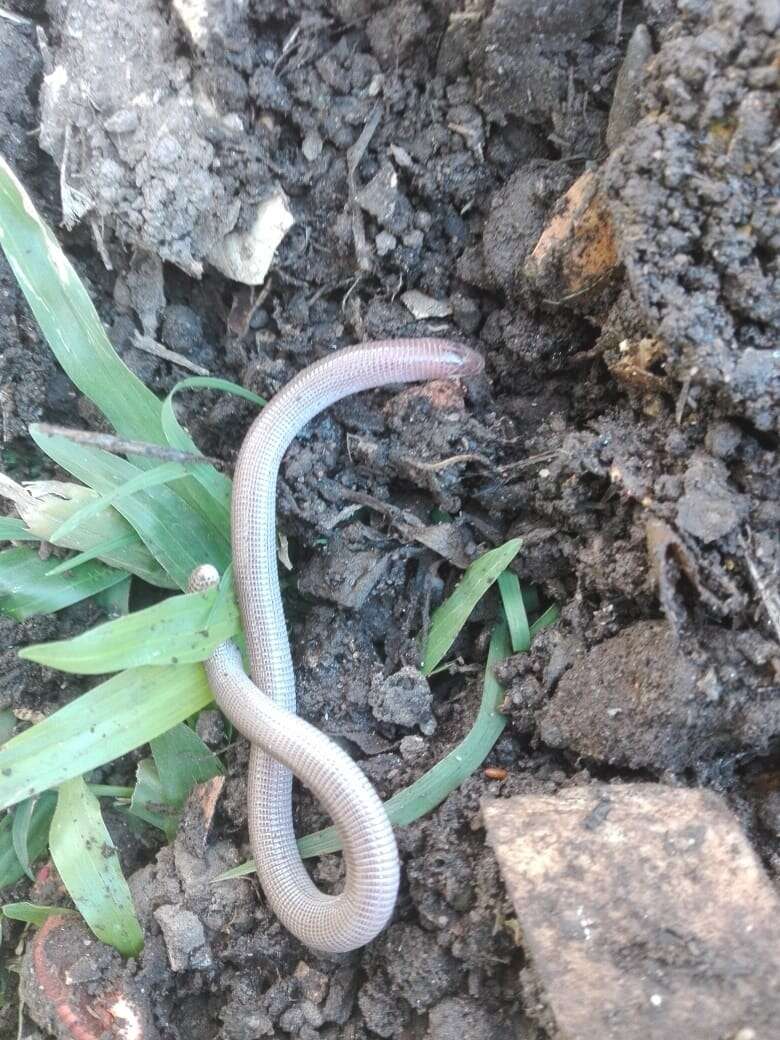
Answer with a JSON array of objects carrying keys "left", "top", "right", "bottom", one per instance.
[
  {"left": 49, "top": 777, "right": 143, "bottom": 955},
  {"left": 421, "top": 538, "right": 522, "bottom": 674},
  {"left": 529, "top": 603, "right": 560, "bottom": 636},
  {"left": 161, "top": 376, "right": 266, "bottom": 525},
  {"left": 0, "top": 517, "right": 37, "bottom": 541},
  {"left": 11, "top": 797, "right": 37, "bottom": 881},
  {"left": 0, "top": 547, "right": 126, "bottom": 620},
  {"left": 2, "top": 902, "right": 78, "bottom": 926},
  {"left": 0, "top": 664, "right": 212, "bottom": 811},
  {"left": 88, "top": 785, "right": 134, "bottom": 799},
  {"left": 10, "top": 480, "right": 175, "bottom": 588},
  {"left": 49, "top": 461, "right": 201, "bottom": 545},
  {"left": 94, "top": 575, "right": 132, "bottom": 618},
  {"left": 21, "top": 581, "right": 239, "bottom": 673},
  {"left": 497, "top": 571, "right": 530, "bottom": 653},
  {"left": 46, "top": 533, "right": 136, "bottom": 576},
  {"left": 1, "top": 902, "right": 78, "bottom": 925},
  {"left": 0, "top": 792, "right": 56, "bottom": 889},
  {"left": 30, "top": 427, "right": 230, "bottom": 587},
  {"left": 151, "top": 723, "right": 223, "bottom": 805},
  {"left": 0, "top": 157, "right": 165, "bottom": 444},
  {"left": 128, "top": 759, "right": 175, "bottom": 835}
]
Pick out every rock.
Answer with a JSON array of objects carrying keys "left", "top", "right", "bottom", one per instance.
[
  {"left": 355, "top": 162, "right": 413, "bottom": 235},
  {"left": 206, "top": 189, "right": 294, "bottom": 286},
  {"left": 524, "top": 170, "right": 619, "bottom": 305},
  {"left": 294, "top": 962, "right": 329, "bottom": 1005},
  {"left": 538, "top": 620, "right": 712, "bottom": 770},
  {"left": 358, "top": 976, "right": 410, "bottom": 1038},
  {"left": 121, "top": 251, "right": 166, "bottom": 336},
  {"left": 399, "top": 734, "right": 426, "bottom": 762},
  {"left": 401, "top": 290, "right": 452, "bottom": 320},
  {"left": 375, "top": 230, "right": 397, "bottom": 256},
  {"left": 606, "top": 25, "right": 654, "bottom": 151},
  {"left": 301, "top": 129, "right": 323, "bottom": 162},
  {"left": 483, "top": 785, "right": 780, "bottom": 1039},
  {"left": 676, "top": 453, "right": 749, "bottom": 543},
  {"left": 704, "top": 421, "right": 742, "bottom": 460},
  {"left": 450, "top": 292, "right": 481, "bottom": 335},
  {"left": 161, "top": 303, "right": 203, "bottom": 354},
  {"left": 153, "top": 905, "right": 213, "bottom": 971},
  {"left": 172, "top": 0, "right": 248, "bottom": 52},
  {"left": 249, "top": 66, "right": 292, "bottom": 114},
  {"left": 369, "top": 667, "right": 436, "bottom": 735}
]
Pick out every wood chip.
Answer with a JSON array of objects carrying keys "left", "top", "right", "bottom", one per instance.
[{"left": 133, "top": 332, "right": 210, "bottom": 376}]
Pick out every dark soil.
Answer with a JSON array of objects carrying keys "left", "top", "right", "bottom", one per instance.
[{"left": 0, "top": 1, "right": 778, "bottom": 1039}]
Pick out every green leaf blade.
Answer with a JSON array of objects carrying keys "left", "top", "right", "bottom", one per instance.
[
  {"left": 128, "top": 759, "right": 177, "bottom": 836},
  {"left": 0, "top": 517, "right": 37, "bottom": 542},
  {"left": 2, "top": 903, "right": 78, "bottom": 925},
  {"left": 421, "top": 538, "right": 522, "bottom": 674},
  {"left": 20, "top": 581, "right": 239, "bottom": 673},
  {"left": 49, "top": 777, "right": 143, "bottom": 955},
  {"left": 11, "top": 796, "right": 37, "bottom": 881},
  {"left": 0, "top": 157, "right": 165, "bottom": 444},
  {"left": 30, "top": 427, "right": 230, "bottom": 587},
  {"left": 12, "top": 480, "right": 176, "bottom": 588},
  {"left": 48, "top": 460, "right": 198, "bottom": 545},
  {"left": 0, "top": 664, "right": 213, "bottom": 811},
  {"left": 497, "top": 570, "right": 531, "bottom": 653},
  {"left": 151, "top": 723, "right": 223, "bottom": 808},
  {"left": 160, "top": 376, "right": 266, "bottom": 531},
  {"left": 0, "top": 547, "right": 126, "bottom": 620},
  {"left": 0, "top": 792, "right": 56, "bottom": 889}
]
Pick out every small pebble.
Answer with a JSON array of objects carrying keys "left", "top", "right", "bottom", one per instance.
[
  {"left": 302, "top": 129, "right": 323, "bottom": 162},
  {"left": 400, "top": 735, "right": 426, "bottom": 762},
  {"left": 376, "top": 230, "right": 397, "bottom": 256}
]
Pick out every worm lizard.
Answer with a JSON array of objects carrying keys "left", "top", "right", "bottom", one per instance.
[{"left": 189, "top": 339, "right": 484, "bottom": 952}]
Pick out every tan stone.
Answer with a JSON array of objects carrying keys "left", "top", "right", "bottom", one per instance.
[
  {"left": 524, "top": 170, "right": 619, "bottom": 303},
  {"left": 484, "top": 784, "right": 780, "bottom": 1039}
]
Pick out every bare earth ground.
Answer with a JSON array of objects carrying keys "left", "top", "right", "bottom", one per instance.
[{"left": 0, "top": 1, "right": 778, "bottom": 1038}]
